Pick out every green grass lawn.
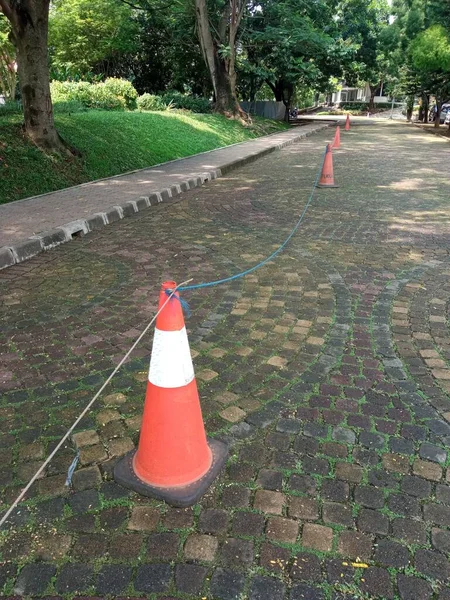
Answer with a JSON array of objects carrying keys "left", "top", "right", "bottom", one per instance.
[{"left": 0, "top": 110, "right": 287, "bottom": 204}]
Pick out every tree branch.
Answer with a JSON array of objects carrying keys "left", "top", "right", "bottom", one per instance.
[
  {"left": 0, "top": 0, "right": 14, "bottom": 24},
  {"left": 218, "top": 7, "right": 228, "bottom": 43},
  {"left": 117, "top": 0, "right": 174, "bottom": 13},
  {"left": 118, "top": 0, "right": 146, "bottom": 10}
]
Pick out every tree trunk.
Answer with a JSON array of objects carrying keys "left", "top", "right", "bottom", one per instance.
[
  {"left": 1, "top": 0, "right": 73, "bottom": 154},
  {"left": 422, "top": 94, "right": 429, "bottom": 123},
  {"left": 214, "top": 58, "right": 239, "bottom": 114},
  {"left": 434, "top": 99, "right": 442, "bottom": 128},
  {"left": 268, "top": 79, "right": 293, "bottom": 121},
  {"left": 368, "top": 85, "right": 377, "bottom": 111},
  {"left": 195, "top": 0, "right": 246, "bottom": 119},
  {"left": 418, "top": 104, "right": 424, "bottom": 122},
  {"left": 271, "top": 82, "right": 283, "bottom": 102}
]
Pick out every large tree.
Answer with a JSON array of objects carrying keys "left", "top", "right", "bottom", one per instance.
[
  {"left": 410, "top": 25, "right": 450, "bottom": 127},
  {"left": 0, "top": 0, "right": 71, "bottom": 154},
  {"left": 338, "top": 0, "right": 390, "bottom": 110},
  {"left": 195, "top": 0, "right": 247, "bottom": 117},
  {"left": 389, "top": 0, "right": 450, "bottom": 125},
  {"left": 239, "top": 0, "right": 354, "bottom": 118}
]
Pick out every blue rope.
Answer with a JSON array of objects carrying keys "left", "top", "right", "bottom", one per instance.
[
  {"left": 65, "top": 450, "right": 80, "bottom": 487},
  {"left": 167, "top": 144, "right": 329, "bottom": 299}
]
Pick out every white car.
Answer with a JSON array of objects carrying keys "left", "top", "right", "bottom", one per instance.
[{"left": 445, "top": 111, "right": 450, "bottom": 126}]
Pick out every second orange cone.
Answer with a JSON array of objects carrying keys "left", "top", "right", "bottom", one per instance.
[
  {"left": 317, "top": 144, "right": 338, "bottom": 188},
  {"left": 332, "top": 126, "right": 341, "bottom": 149},
  {"left": 114, "top": 281, "right": 228, "bottom": 506}
]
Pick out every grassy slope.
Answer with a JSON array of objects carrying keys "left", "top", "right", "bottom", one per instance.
[{"left": 0, "top": 111, "right": 287, "bottom": 204}]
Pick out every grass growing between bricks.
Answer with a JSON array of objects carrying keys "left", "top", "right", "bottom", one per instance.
[{"left": 0, "top": 110, "right": 287, "bottom": 204}]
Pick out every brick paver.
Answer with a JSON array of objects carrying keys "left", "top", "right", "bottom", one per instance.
[
  {"left": 2, "top": 121, "right": 450, "bottom": 599},
  {"left": 0, "top": 123, "right": 329, "bottom": 266}
]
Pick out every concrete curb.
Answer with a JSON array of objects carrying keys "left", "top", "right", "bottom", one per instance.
[{"left": 0, "top": 122, "right": 331, "bottom": 271}]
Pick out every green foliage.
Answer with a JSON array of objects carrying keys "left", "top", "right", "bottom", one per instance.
[
  {"left": 49, "top": 0, "right": 139, "bottom": 78},
  {"left": 160, "top": 92, "right": 212, "bottom": 113},
  {"left": 103, "top": 78, "right": 138, "bottom": 110},
  {"left": 109, "top": 0, "right": 210, "bottom": 97},
  {"left": 238, "top": 0, "right": 358, "bottom": 105},
  {"left": 137, "top": 93, "right": 168, "bottom": 111},
  {"left": 340, "top": 102, "right": 370, "bottom": 111},
  {"left": 338, "top": 0, "right": 391, "bottom": 89},
  {"left": 389, "top": 0, "right": 450, "bottom": 104},
  {"left": 50, "top": 80, "right": 138, "bottom": 111},
  {"left": 0, "top": 111, "right": 287, "bottom": 203},
  {"left": 137, "top": 90, "right": 213, "bottom": 115},
  {"left": 410, "top": 25, "right": 450, "bottom": 73},
  {"left": 83, "top": 83, "right": 126, "bottom": 110},
  {"left": 50, "top": 81, "right": 88, "bottom": 103},
  {"left": 292, "top": 88, "right": 315, "bottom": 109},
  {"left": 0, "top": 17, "right": 16, "bottom": 100}
]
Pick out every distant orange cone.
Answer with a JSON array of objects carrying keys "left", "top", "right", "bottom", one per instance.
[
  {"left": 345, "top": 114, "right": 350, "bottom": 131},
  {"left": 114, "top": 281, "right": 228, "bottom": 506},
  {"left": 317, "top": 144, "right": 338, "bottom": 188},
  {"left": 332, "top": 126, "right": 341, "bottom": 149}
]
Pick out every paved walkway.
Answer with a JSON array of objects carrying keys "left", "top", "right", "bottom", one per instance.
[
  {"left": 0, "top": 122, "right": 331, "bottom": 269},
  {"left": 2, "top": 122, "right": 450, "bottom": 599}
]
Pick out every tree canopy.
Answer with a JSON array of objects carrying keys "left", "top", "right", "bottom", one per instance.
[
  {"left": 49, "top": 0, "right": 140, "bottom": 79},
  {"left": 1, "top": 0, "right": 449, "bottom": 151}
]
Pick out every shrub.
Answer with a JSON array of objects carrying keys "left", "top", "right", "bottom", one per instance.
[
  {"left": 161, "top": 91, "right": 211, "bottom": 113},
  {"left": 50, "top": 80, "right": 128, "bottom": 111},
  {"left": 50, "top": 81, "right": 92, "bottom": 105},
  {"left": 340, "top": 102, "right": 369, "bottom": 111},
  {"left": 104, "top": 78, "right": 138, "bottom": 110},
  {"left": 137, "top": 93, "right": 168, "bottom": 111},
  {"left": 374, "top": 102, "right": 394, "bottom": 109},
  {"left": 88, "top": 83, "right": 126, "bottom": 110}
]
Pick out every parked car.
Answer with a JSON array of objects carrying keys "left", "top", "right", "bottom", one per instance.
[
  {"left": 429, "top": 103, "right": 450, "bottom": 123},
  {"left": 445, "top": 111, "right": 450, "bottom": 126}
]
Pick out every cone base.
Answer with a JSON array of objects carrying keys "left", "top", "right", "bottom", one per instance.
[
  {"left": 114, "top": 438, "right": 228, "bottom": 507},
  {"left": 317, "top": 183, "right": 339, "bottom": 188}
]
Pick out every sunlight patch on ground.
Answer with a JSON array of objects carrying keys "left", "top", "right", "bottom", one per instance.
[{"left": 379, "top": 178, "right": 430, "bottom": 191}]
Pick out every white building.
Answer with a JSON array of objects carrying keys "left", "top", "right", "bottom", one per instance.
[{"left": 331, "top": 82, "right": 389, "bottom": 105}]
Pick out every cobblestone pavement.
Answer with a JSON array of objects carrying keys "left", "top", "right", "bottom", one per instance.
[{"left": 1, "top": 122, "right": 450, "bottom": 600}]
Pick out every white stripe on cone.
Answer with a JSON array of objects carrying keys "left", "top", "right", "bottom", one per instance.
[{"left": 149, "top": 327, "right": 195, "bottom": 388}]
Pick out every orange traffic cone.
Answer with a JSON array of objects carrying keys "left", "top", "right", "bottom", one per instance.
[
  {"left": 317, "top": 144, "right": 338, "bottom": 188},
  {"left": 114, "top": 281, "right": 228, "bottom": 506},
  {"left": 345, "top": 114, "right": 350, "bottom": 131},
  {"left": 332, "top": 126, "right": 341, "bottom": 149}
]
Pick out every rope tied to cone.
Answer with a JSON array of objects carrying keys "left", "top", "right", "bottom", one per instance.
[{"left": 166, "top": 144, "right": 329, "bottom": 308}]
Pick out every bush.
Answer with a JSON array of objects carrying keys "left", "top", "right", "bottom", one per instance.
[
  {"left": 137, "top": 93, "right": 168, "bottom": 111},
  {"left": 374, "top": 102, "right": 394, "bottom": 109},
  {"left": 88, "top": 83, "right": 126, "bottom": 110},
  {"left": 104, "top": 78, "right": 138, "bottom": 110},
  {"left": 340, "top": 102, "right": 369, "bottom": 111},
  {"left": 50, "top": 79, "right": 131, "bottom": 111},
  {"left": 50, "top": 81, "right": 92, "bottom": 105},
  {"left": 161, "top": 91, "right": 211, "bottom": 113}
]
